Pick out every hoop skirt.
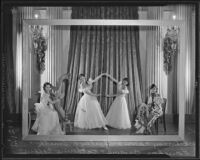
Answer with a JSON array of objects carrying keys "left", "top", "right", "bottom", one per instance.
[
  {"left": 74, "top": 82, "right": 107, "bottom": 129},
  {"left": 106, "top": 82, "right": 131, "bottom": 129},
  {"left": 32, "top": 93, "right": 64, "bottom": 135}
]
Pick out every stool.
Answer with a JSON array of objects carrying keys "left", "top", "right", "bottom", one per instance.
[{"left": 62, "top": 120, "right": 74, "bottom": 133}]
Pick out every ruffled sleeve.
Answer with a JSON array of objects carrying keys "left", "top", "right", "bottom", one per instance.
[
  {"left": 40, "top": 93, "right": 47, "bottom": 102},
  {"left": 88, "top": 78, "right": 93, "bottom": 84},
  {"left": 117, "top": 81, "right": 129, "bottom": 94},
  {"left": 122, "top": 88, "right": 129, "bottom": 94},
  {"left": 78, "top": 84, "right": 84, "bottom": 93}
]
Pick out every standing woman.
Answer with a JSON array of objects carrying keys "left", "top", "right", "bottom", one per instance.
[
  {"left": 104, "top": 73, "right": 131, "bottom": 129},
  {"left": 74, "top": 74, "right": 108, "bottom": 130},
  {"left": 32, "top": 82, "right": 64, "bottom": 135}
]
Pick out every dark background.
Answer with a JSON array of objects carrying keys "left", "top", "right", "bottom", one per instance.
[{"left": 1, "top": 0, "right": 199, "bottom": 159}]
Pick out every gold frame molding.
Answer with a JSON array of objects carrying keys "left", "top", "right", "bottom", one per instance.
[{"left": 22, "top": 19, "right": 186, "bottom": 141}]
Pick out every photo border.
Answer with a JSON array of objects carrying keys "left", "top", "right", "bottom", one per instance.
[{"left": 2, "top": 0, "right": 199, "bottom": 159}]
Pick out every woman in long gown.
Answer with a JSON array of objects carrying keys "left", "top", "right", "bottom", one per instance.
[
  {"left": 134, "top": 84, "right": 163, "bottom": 134},
  {"left": 104, "top": 73, "right": 131, "bottom": 129},
  {"left": 32, "top": 82, "right": 64, "bottom": 135},
  {"left": 74, "top": 74, "right": 108, "bottom": 130}
]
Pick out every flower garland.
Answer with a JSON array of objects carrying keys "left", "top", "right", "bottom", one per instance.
[
  {"left": 163, "top": 27, "right": 179, "bottom": 75},
  {"left": 31, "top": 25, "right": 47, "bottom": 73}
]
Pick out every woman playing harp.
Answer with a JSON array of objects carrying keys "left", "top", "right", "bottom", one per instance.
[{"left": 50, "top": 73, "right": 71, "bottom": 121}]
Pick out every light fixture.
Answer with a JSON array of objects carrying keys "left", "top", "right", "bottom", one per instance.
[
  {"left": 34, "top": 13, "right": 39, "bottom": 19},
  {"left": 172, "top": 14, "right": 176, "bottom": 20}
]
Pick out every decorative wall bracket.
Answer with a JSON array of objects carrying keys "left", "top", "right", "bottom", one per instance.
[
  {"left": 31, "top": 25, "right": 47, "bottom": 73},
  {"left": 163, "top": 26, "right": 179, "bottom": 75}
]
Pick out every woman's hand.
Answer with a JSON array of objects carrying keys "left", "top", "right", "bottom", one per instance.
[
  {"left": 64, "top": 73, "right": 71, "bottom": 79},
  {"left": 105, "top": 94, "right": 111, "bottom": 98},
  {"left": 102, "top": 73, "right": 109, "bottom": 77},
  {"left": 96, "top": 94, "right": 101, "bottom": 97}
]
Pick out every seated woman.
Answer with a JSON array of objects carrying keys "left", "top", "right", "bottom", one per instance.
[
  {"left": 134, "top": 84, "right": 163, "bottom": 134},
  {"left": 32, "top": 82, "right": 64, "bottom": 135},
  {"left": 51, "top": 73, "right": 70, "bottom": 121}
]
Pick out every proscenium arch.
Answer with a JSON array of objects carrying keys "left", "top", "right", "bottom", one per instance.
[{"left": 22, "top": 19, "right": 186, "bottom": 141}]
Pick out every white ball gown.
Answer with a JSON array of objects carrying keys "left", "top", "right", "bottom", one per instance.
[
  {"left": 74, "top": 79, "right": 107, "bottom": 129},
  {"left": 106, "top": 82, "right": 131, "bottom": 129},
  {"left": 32, "top": 93, "right": 64, "bottom": 135}
]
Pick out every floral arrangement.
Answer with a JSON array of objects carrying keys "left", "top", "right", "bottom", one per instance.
[
  {"left": 31, "top": 25, "right": 47, "bottom": 73},
  {"left": 163, "top": 27, "right": 179, "bottom": 74}
]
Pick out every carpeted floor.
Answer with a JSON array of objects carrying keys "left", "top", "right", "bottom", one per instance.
[
  {"left": 2, "top": 120, "right": 196, "bottom": 159},
  {"left": 29, "top": 119, "right": 178, "bottom": 135}
]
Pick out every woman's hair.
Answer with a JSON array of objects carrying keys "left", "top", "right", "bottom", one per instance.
[
  {"left": 150, "top": 83, "right": 157, "bottom": 90},
  {"left": 149, "top": 84, "right": 158, "bottom": 95},
  {"left": 78, "top": 73, "right": 89, "bottom": 85},
  {"left": 78, "top": 74, "right": 85, "bottom": 80},
  {"left": 43, "top": 82, "right": 52, "bottom": 92},
  {"left": 122, "top": 77, "right": 129, "bottom": 86}
]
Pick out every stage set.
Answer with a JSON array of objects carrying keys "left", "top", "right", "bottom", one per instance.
[{"left": 2, "top": 3, "right": 198, "bottom": 157}]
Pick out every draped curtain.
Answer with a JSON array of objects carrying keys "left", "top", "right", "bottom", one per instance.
[
  {"left": 65, "top": 7, "right": 143, "bottom": 122},
  {"left": 2, "top": 7, "right": 16, "bottom": 114}
]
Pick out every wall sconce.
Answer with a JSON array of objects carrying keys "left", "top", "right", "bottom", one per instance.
[
  {"left": 31, "top": 25, "right": 47, "bottom": 73},
  {"left": 31, "top": 11, "right": 47, "bottom": 73},
  {"left": 163, "top": 26, "right": 179, "bottom": 75},
  {"left": 172, "top": 14, "right": 176, "bottom": 20}
]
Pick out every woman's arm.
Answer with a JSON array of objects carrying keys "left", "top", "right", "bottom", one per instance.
[
  {"left": 106, "top": 89, "right": 128, "bottom": 97},
  {"left": 106, "top": 94, "right": 118, "bottom": 98},
  {"left": 84, "top": 90, "right": 101, "bottom": 97},
  {"left": 106, "top": 92, "right": 124, "bottom": 97},
  {"left": 47, "top": 97, "right": 60, "bottom": 104},
  {"left": 90, "top": 73, "right": 105, "bottom": 83},
  {"left": 104, "top": 73, "right": 118, "bottom": 83}
]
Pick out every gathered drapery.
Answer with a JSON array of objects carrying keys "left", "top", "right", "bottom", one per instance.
[
  {"left": 64, "top": 7, "right": 143, "bottom": 122},
  {"left": 2, "top": 7, "right": 16, "bottom": 114}
]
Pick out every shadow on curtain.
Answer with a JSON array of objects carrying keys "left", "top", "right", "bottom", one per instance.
[{"left": 65, "top": 6, "right": 143, "bottom": 122}]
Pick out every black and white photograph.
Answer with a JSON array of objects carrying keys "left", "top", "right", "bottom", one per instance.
[{"left": 1, "top": 0, "right": 199, "bottom": 159}]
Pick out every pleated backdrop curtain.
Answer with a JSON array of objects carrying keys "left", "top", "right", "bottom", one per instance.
[{"left": 65, "top": 7, "right": 143, "bottom": 122}]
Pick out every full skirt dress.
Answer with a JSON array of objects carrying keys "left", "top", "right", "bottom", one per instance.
[
  {"left": 74, "top": 94, "right": 107, "bottom": 129},
  {"left": 106, "top": 95, "right": 131, "bottom": 129}
]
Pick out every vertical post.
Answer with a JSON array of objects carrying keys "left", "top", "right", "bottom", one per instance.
[
  {"left": 22, "top": 21, "right": 29, "bottom": 139},
  {"left": 178, "top": 23, "right": 186, "bottom": 140}
]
